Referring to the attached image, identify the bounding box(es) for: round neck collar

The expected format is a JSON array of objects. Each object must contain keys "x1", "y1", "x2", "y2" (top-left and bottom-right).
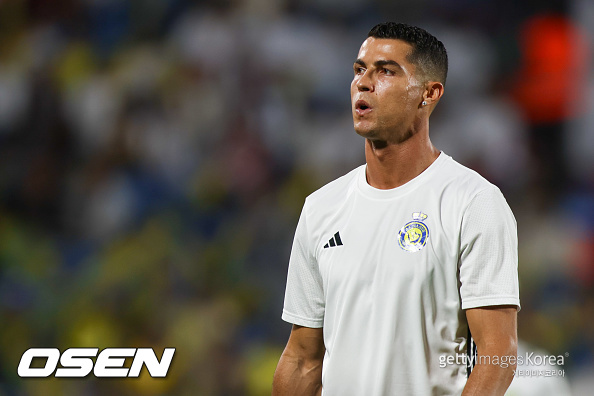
[{"x1": 357, "y1": 151, "x2": 448, "y2": 200}]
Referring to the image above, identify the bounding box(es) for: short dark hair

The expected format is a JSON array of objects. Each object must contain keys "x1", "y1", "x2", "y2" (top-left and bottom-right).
[{"x1": 368, "y1": 22, "x2": 448, "y2": 86}]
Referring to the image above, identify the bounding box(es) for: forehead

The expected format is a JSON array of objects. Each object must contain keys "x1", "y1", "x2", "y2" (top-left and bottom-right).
[{"x1": 357, "y1": 37, "x2": 414, "y2": 65}]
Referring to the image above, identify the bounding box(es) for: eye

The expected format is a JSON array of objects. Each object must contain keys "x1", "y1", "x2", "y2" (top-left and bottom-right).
[
  {"x1": 354, "y1": 66, "x2": 365, "y2": 75},
  {"x1": 381, "y1": 68, "x2": 394, "y2": 76}
]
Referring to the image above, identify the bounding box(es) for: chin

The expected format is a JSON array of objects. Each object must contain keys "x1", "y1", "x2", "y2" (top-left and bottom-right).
[
  {"x1": 353, "y1": 124, "x2": 376, "y2": 139},
  {"x1": 353, "y1": 127, "x2": 369, "y2": 138}
]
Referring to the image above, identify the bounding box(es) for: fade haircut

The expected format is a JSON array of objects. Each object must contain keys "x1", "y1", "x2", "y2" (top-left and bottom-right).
[{"x1": 368, "y1": 22, "x2": 448, "y2": 86}]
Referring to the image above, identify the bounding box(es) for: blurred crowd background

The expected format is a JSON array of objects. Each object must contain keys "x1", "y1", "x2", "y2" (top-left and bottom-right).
[{"x1": 0, "y1": 0, "x2": 593, "y2": 395}]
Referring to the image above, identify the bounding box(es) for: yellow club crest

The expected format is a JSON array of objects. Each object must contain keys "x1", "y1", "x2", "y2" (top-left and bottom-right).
[{"x1": 398, "y1": 212, "x2": 429, "y2": 252}]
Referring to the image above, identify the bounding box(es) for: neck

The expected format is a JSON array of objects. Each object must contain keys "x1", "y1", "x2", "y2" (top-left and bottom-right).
[{"x1": 364, "y1": 130, "x2": 440, "y2": 189}]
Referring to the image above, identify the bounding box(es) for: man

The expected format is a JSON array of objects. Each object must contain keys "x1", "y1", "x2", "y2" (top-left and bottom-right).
[{"x1": 273, "y1": 22, "x2": 519, "y2": 395}]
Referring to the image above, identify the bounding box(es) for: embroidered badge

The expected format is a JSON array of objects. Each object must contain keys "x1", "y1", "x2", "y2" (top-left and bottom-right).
[{"x1": 398, "y1": 212, "x2": 430, "y2": 252}]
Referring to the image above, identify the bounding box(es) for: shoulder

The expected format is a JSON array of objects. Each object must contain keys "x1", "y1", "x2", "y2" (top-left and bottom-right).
[
  {"x1": 431, "y1": 153, "x2": 514, "y2": 222},
  {"x1": 438, "y1": 154, "x2": 503, "y2": 202},
  {"x1": 302, "y1": 164, "x2": 363, "y2": 214}
]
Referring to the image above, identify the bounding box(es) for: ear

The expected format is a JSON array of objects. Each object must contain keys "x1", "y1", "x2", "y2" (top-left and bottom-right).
[{"x1": 422, "y1": 81, "x2": 444, "y2": 106}]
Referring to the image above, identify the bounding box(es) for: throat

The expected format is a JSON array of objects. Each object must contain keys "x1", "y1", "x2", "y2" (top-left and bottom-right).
[
  {"x1": 369, "y1": 139, "x2": 388, "y2": 150},
  {"x1": 364, "y1": 138, "x2": 440, "y2": 190}
]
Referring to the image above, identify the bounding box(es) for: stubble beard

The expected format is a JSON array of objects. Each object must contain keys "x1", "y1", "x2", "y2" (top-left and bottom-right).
[{"x1": 354, "y1": 119, "x2": 414, "y2": 146}]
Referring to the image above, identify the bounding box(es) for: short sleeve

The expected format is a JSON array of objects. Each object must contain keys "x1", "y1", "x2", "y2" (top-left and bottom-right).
[
  {"x1": 281, "y1": 202, "x2": 325, "y2": 327},
  {"x1": 459, "y1": 186, "x2": 520, "y2": 311}
]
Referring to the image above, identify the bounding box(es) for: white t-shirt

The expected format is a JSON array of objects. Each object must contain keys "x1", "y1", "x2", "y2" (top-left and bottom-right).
[{"x1": 282, "y1": 152, "x2": 520, "y2": 396}]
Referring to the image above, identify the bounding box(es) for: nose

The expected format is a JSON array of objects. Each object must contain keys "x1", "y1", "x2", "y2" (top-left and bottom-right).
[{"x1": 355, "y1": 70, "x2": 373, "y2": 92}]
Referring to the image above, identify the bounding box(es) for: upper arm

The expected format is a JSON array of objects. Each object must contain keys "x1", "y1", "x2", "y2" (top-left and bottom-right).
[
  {"x1": 283, "y1": 325, "x2": 325, "y2": 361},
  {"x1": 459, "y1": 186, "x2": 520, "y2": 311},
  {"x1": 282, "y1": 205, "x2": 325, "y2": 328},
  {"x1": 459, "y1": 187, "x2": 519, "y2": 352},
  {"x1": 463, "y1": 306, "x2": 517, "y2": 395},
  {"x1": 466, "y1": 305, "x2": 517, "y2": 354}
]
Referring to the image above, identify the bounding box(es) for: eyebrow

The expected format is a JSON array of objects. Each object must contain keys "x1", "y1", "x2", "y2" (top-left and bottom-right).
[{"x1": 354, "y1": 59, "x2": 404, "y2": 71}]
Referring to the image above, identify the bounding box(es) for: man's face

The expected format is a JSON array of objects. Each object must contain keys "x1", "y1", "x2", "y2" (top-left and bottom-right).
[{"x1": 350, "y1": 37, "x2": 425, "y2": 143}]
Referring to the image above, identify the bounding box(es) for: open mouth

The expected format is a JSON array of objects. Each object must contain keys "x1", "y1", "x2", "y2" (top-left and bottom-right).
[{"x1": 355, "y1": 100, "x2": 372, "y2": 115}]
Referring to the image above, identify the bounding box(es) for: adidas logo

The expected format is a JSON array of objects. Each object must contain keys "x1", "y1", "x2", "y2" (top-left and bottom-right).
[{"x1": 324, "y1": 232, "x2": 343, "y2": 248}]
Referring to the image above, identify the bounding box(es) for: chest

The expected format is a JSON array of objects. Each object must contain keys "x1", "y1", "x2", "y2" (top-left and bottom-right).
[{"x1": 313, "y1": 195, "x2": 459, "y2": 295}]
